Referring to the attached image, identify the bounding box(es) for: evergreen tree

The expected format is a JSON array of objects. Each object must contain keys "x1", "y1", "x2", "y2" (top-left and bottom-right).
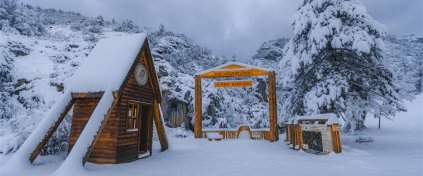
[
  {"x1": 113, "y1": 19, "x2": 139, "y2": 33},
  {"x1": 279, "y1": 0, "x2": 406, "y2": 131},
  {"x1": 95, "y1": 15, "x2": 104, "y2": 26},
  {"x1": 158, "y1": 23, "x2": 165, "y2": 35}
]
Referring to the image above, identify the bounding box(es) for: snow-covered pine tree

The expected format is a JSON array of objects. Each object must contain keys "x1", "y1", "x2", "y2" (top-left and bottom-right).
[
  {"x1": 279, "y1": 0, "x2": 406, "y2": 131},
  {"x1": 95, "y1": 15, "x2": 104, "y2": 26}
]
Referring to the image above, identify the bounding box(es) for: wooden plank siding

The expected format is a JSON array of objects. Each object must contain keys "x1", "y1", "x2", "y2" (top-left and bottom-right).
[
  {"x1": 115, "y1": 49, "x2": 155, "y2": 163},
  {"x1": 69, "y1": 97, "x2": 120, "y2": 164}
]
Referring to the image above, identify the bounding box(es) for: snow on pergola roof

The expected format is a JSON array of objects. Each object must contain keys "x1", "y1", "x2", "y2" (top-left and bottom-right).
[
  {"x1": 66, "y1": 33, "x2": 147, "y2": 93},
  {"x1": 195, "y1": 62, "x2": 272, "y2": 76}
]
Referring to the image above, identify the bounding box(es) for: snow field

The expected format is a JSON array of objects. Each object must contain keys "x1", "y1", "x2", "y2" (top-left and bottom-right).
[{"x1": 0, "y1": 95, "x2": 421, "y2": 176}]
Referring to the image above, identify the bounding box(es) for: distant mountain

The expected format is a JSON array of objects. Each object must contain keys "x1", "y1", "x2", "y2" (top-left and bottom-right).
[{"x1": 250, "y1": 38, "x2": 289, "y2": 70}]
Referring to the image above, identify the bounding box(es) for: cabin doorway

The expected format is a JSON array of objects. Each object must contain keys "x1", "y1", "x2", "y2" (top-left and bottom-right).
[{"x1": 138, "y1": 104, "x2": 152, "y2": 155}]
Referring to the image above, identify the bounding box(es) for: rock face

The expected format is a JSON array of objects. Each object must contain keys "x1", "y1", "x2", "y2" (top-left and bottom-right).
[{"x1": 160, "y1": 91, "x2": 189, "y2": 128}]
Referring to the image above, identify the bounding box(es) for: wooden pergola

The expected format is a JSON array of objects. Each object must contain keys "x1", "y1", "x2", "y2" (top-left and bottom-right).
[{"x1": 194, "y1": 62, "x2": 279, "y2": 142}]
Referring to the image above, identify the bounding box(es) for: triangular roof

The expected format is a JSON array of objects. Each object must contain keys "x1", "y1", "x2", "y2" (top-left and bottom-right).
[
  {"x1": 66, "y1": 33, "x2": 161, "y2": 101},
  {"x1": 196, "y1": 62, "x2": 272, "y2": 78}
]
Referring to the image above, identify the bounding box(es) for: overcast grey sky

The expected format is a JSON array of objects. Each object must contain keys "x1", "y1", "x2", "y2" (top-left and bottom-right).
[{"x1": 22, "y1": 0, "x2": 423, "y2": 61}]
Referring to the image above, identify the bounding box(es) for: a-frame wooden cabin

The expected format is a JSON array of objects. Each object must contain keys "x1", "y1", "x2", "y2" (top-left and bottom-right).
[{"x1": 5, "y1": 33, "x2": 168, "y2": 169}]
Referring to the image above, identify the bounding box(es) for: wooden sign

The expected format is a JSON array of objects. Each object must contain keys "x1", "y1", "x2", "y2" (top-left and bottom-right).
[
  {"x1": 200, "y1": 69, "x2": 268, "y2": 78},
  {"x1": 214, "y1": 80, "x2": 253, "y2": 88}
]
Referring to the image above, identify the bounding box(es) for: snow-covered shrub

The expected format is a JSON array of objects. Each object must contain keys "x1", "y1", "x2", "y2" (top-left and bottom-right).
[
  {"x1": 279, "y1": 0, "x2": 406, "y2": 131},
  {"x1": 87, "y1": 25, "x2": 103, "y2": 34},
  {"x1": 93, "y1": 15, "x2": 104, "y2": 26},
  {"x1": 113, "y1": 19, "x2": 140, "y2": 33},
  {"x1": 83, "y1": 33, "x2": 98, "y2": 42},
  {"x1": 0, "y1": 34, "x2": 15, "y2": 121},
  {"x1": 0, "y1": 0, "x2": 46, "y2": 36}
]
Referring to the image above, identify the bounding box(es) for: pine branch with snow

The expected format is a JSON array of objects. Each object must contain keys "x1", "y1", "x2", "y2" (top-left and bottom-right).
[{"x1": 279, "y1": 0, "x2": 406, "y2": 131}]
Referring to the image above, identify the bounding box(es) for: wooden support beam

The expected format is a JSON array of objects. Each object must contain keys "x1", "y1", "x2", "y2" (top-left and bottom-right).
[
  {"x1": 298, "y1": 125, "x2": 303, "y2": 149},
  {"x1": 331, "y1": 125, "x2": 342, "y2": 153},
  {"x1": 285, "y1": 125, "x2": 289, "y2": 141},
  {"x1": 29, "y1": 98, "x2": 76, "y2": 163},
  {"x1": 154, "y1": 101, "x2": 169, "y2": 151},
  {"x1": 194, "y1": 75, "x2": 202, "y2": 138},
  {"x1": 268, "y1": 71, "x2": 278, "y2": 142}
]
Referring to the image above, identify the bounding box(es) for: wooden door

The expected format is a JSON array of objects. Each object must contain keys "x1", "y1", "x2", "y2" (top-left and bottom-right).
[{"x1": 138, "y1": 104, "x2": 152, "y2": 154}]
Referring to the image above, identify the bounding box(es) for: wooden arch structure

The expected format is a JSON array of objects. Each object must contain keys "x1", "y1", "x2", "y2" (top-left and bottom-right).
[{"x1": 194, "y1": 62, "x2": 279, "y2": 142}]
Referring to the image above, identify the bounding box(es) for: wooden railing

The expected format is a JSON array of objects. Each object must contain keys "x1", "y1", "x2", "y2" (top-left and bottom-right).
[{"x1": 202, "y1": 125, "x2": 271, "y2": 140}]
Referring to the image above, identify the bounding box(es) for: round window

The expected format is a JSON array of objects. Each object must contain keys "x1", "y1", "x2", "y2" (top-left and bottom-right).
[{"x1": 135, "y1": 64, "x2": 148, "y2": 85}]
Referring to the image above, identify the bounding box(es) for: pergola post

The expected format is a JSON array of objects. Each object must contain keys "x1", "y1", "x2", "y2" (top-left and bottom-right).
[
  {"x1": 194, "y1": 75, "x2": 202, "y2": 138},
  {"x1": 268, "y1": 71, "x2": 278, "y2": 141}
]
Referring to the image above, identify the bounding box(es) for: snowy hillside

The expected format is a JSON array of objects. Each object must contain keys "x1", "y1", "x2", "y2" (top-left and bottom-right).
[{"x1": 0, "y1": 1, "x2": 149, "y2": 154}]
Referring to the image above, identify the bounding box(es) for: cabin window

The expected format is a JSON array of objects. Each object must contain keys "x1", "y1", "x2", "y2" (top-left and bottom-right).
[{"x1": 127, "y1": 103, "x2": 139, "y2": 130}]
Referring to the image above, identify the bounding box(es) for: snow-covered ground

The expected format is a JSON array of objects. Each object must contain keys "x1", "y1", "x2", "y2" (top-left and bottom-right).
[{"x1": 1, "y1": 96, "x2": 422, "y2": 176}]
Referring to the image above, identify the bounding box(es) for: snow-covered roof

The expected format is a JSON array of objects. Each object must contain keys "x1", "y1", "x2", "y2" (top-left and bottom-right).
[
  {"x1": 195, "y1": 62, "x2": 272, "y2": 76},
  {"x1": 288, "y1": 113, "x2": 341, "y2": 125},
  {"x1": 66, "y1": 33, "x2": 147, "y2": 93}
]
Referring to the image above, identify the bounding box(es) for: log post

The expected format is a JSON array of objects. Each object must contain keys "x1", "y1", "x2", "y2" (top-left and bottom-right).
[
  {"x1": 268, "y1": 71, "x2": 278, "y2": 142},
  {"x1": 154, "y1": 101, "x2": 169, "y2": 151},
  {"x1": 29, "y1": 98, "x2": 75, "y2": 163},
  {"x1": 194, "y1": 75, "x2": 202, "y2": 138}
]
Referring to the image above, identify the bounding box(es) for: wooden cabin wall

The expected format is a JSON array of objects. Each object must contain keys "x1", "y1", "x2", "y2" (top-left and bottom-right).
[
  {"x1": 69, "y1": 97, "x2": 120, "y2": 164},
  {"x1": 115, "y1": 49, "x2": 155, "y2": 163}
]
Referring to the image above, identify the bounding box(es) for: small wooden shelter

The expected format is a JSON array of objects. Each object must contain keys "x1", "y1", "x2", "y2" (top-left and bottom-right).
[
  {"x1": 194, "y1": 62, "x2": 279, "y2": 142},
  {"x1": 285, "y1": 113, "x2": 341, "y2": 154},
  {"x1": 6, "y1": 33, "x2": 168, "y2": 168}
]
